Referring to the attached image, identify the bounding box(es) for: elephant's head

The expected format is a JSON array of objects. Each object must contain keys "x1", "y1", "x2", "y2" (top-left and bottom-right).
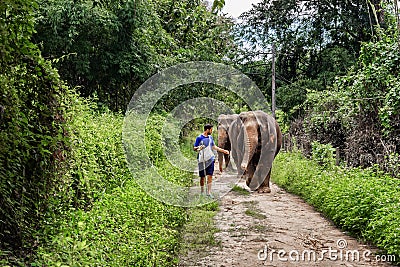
[
  {"x1": 217, "y1": 114, "x2": 238, "y2": 144},
  {"x1": 238, "y1": 111, "x2": 260, "y2": 171},
  {"x1": 217, "y1": 114, "x2": 238, "y2": 171}
]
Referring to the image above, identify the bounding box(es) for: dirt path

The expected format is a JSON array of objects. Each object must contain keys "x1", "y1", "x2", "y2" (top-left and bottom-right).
[{"x1": 179, "y1": 170, "x2": 395, "y2": 267}]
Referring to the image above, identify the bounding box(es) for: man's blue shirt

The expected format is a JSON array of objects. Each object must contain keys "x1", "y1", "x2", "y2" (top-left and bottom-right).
[{"x1": 194, "y1": 134, "x2": 215, "y2": 161}]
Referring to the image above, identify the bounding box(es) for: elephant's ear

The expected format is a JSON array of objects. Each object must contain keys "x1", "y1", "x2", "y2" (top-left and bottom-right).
[
  {"x1": 232, "y1": 114, "x2": 247, "y2": 155},
  {"x1": 232, "y1": 115, "x2": 242, "y2": 132},
  {"x1": 235, "y1": 115, "x2": 244, "y2": 143},
  {"x1": 217, "y1": 114, "x2": 223, "y2": 129},
  {"x1": 238, "y1": 111, "x2": 248, "y2": 123},
  {"x1": 255, "y1": 111, "x2": 278, "y2": 151}
]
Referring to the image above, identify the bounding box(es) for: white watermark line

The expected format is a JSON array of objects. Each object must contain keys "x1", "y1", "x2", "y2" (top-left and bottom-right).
[{"x1": 257, "y1": 239, "x2": 396, "y2": 263}]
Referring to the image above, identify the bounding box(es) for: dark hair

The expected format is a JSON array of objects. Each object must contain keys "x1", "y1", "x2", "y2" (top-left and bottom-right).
[{"x1": 204, "y1": 124, "x2": 213, "y2": 131}]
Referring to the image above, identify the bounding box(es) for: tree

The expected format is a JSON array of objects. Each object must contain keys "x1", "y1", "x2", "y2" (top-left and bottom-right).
[
  {"x1": 0, "y1": 0, "x2": 68, "y2": 255},
  {"x1": 234, "y1": 0, "x2": 384, "y2": 119},
  {"x1": 33, "y1": 0, "x2": 234, "y2": 111}
]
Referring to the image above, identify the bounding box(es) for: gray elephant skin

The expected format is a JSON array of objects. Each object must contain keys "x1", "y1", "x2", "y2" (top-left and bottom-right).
[
  {"x1": 228, "y1": 110, "x2": 282, "y2": 193},
  {"x1": 217, "y1": 114, "x2": 239, "y2": 172}
]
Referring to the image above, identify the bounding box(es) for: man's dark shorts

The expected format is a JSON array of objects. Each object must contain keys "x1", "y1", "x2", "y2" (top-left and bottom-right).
[{"x1": 198, "y1": 159, "x2": 214, "y2": 177}]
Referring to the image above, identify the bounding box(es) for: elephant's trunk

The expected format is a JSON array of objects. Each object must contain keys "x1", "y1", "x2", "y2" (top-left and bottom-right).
[
  {"x1": 218, "y1": 151, "x2": 224, "y2": 172},
  {"x1": 240, "y1": 125, "x2": 258, "y2": 170}
]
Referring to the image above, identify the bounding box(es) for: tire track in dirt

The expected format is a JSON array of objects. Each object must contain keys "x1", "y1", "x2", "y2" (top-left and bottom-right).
[{"x1": 179, "y1": 171, "x2": 395, "y2": 267}]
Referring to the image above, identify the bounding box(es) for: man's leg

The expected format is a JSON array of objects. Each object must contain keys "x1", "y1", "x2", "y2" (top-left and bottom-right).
[
  {"x1": 200, "y1": 176, "x2": 205, "y2": 194},
  {"x1": 199, "y1": 163, "x2": 206, "y2": 194},
  {"x1": 206, "y1": 175, "x2": 212, "y2": 195},
  {"x1": 206, "y1": 160, "x2": 215, "y2": 196}
]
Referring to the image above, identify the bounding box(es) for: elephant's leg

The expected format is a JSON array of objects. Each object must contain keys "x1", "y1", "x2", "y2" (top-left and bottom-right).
[{"x1": 257, "y1": 168, "x2": 272, "y2": 193}]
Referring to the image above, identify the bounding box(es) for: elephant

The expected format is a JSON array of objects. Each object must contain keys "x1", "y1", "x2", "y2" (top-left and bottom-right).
[
  {"x1": 228, "y1": 110, "x2": 282, "y2": 193},
  {"x1": 217, "y1": 114, "x2": 239, "y2": 172}
]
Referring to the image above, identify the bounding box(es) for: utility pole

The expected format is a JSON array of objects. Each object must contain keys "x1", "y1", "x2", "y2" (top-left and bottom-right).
[{"x1": 271, "y1": 43, "x2": 276, "y2": 119}]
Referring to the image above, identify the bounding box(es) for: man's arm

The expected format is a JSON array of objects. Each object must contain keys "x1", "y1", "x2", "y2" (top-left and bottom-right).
[
  {"x1": 212, "y1": 145, "x2": 229, "y2": 154},
  {"x1": 193, "y1": 136, "x2": 203, "y2": 151},
  {"x1": 194, "y1": 145, "x2": 205, "y2": 151},
  {"x1": 210, "y1": 136, "x2": 229, "y2": 154}
]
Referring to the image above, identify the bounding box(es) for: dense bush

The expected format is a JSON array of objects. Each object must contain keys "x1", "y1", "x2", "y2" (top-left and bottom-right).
[
  {"x1": 0, "y1": 0, "x2": 68, "y2": 257},
  {"x1": 60, "y1": 99, "x2": 129, "y2": 209},
  {"x1": 286, "y1": 2, "x2": 400, "y2": 170},
  {"x1": 273, "y1": 152, "x2": 400, "y2": 263},
  {"x1": 31, "y1": 109, "x2": 190, "y2": 266},
  {"x1": 294, "y1": 29, "x2": 400, "y2": 172},
  {"x1": 311, "y1": 141, "x2": 336, "y2": 168},
  {"x1": 35, "y1": 179, "x2": 187, "y2": 266}
]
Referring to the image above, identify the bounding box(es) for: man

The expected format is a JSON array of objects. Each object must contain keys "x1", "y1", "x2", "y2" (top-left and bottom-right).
[{"x1": 194, "y1": 124, "x2": 229, "y2": 198}]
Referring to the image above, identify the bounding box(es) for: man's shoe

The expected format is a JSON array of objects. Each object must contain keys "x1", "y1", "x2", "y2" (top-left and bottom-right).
[{"x1": 206, "y1": 194, "x2": 214, "y2": 199}]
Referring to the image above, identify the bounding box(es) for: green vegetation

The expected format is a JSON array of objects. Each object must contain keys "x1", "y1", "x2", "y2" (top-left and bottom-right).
[
  {"x1": 35, "y1": 179, "x2": 187, "y2": 266},
  {"x1": 32, "y1": 110, "x2": 189, "y2": 266},
  {"x1": 0, "y1": 0, "x2": 68, "y2": 259},
  {"x1": 272, "y1": 152, "x2": 400, "y2": 262},
  {"x1": 244, "y1": 209, "x2": 267, "y2": 220},
  {"x1": 231, "y1": 185, "x2": 251, "y2": 195},
  {"x1": 2, "y1": 0, "x2": 400, "y2": 265},
  {"x1": 33, "y1": 0, "x2": 234, "y2": 111},
  {"x1": 235, "y1": 0, "x2": 380, "y2": 119},
  {"x1": 301, "y1": 32, "x2": 400, "y2": 172},
  {"x1": 1, "y1": 0, "x2": 228, "y2": 264},
  {"x1": 179, "y1": 204, "x2": 220, "y2": 262},
  {"x1": 243, "y1": 201, "x2": 266, "y2": 220},
  {"x1": 236, "y1": 1, "x2": 400, "y2": 174},
  {"x1": 311, "y1": 141, "x2": 336, "y2": 169}
]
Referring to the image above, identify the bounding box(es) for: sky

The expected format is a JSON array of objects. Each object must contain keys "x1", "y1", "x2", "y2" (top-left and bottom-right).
[{"x1": 221, "y1": 0, "x2": 261, "y2": 19}]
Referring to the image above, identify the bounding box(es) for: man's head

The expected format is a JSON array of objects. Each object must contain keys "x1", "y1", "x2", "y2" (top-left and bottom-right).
[{"x1": 204, "y1": 124, "x2": 213, "y2": 134}]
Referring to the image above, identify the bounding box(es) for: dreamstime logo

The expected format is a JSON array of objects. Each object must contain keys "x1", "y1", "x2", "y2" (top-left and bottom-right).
[
  {"x1": 122, "y1": 61, "x2": 274, "y2": 207},
  {"x1": 337, "y1": 238, "x2": 348, "y2": 249},
  {"x1": 257, "y1": 239, "x2": 396, "y2": 263}
]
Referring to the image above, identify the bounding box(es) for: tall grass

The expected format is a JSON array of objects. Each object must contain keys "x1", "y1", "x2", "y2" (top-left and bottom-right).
[
  {"x1": 31, "y1": 101, "x2": 190, "y2": 266},
  {"x1": 272, "y1": 152, "x2": 400, "y2": 263}
]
